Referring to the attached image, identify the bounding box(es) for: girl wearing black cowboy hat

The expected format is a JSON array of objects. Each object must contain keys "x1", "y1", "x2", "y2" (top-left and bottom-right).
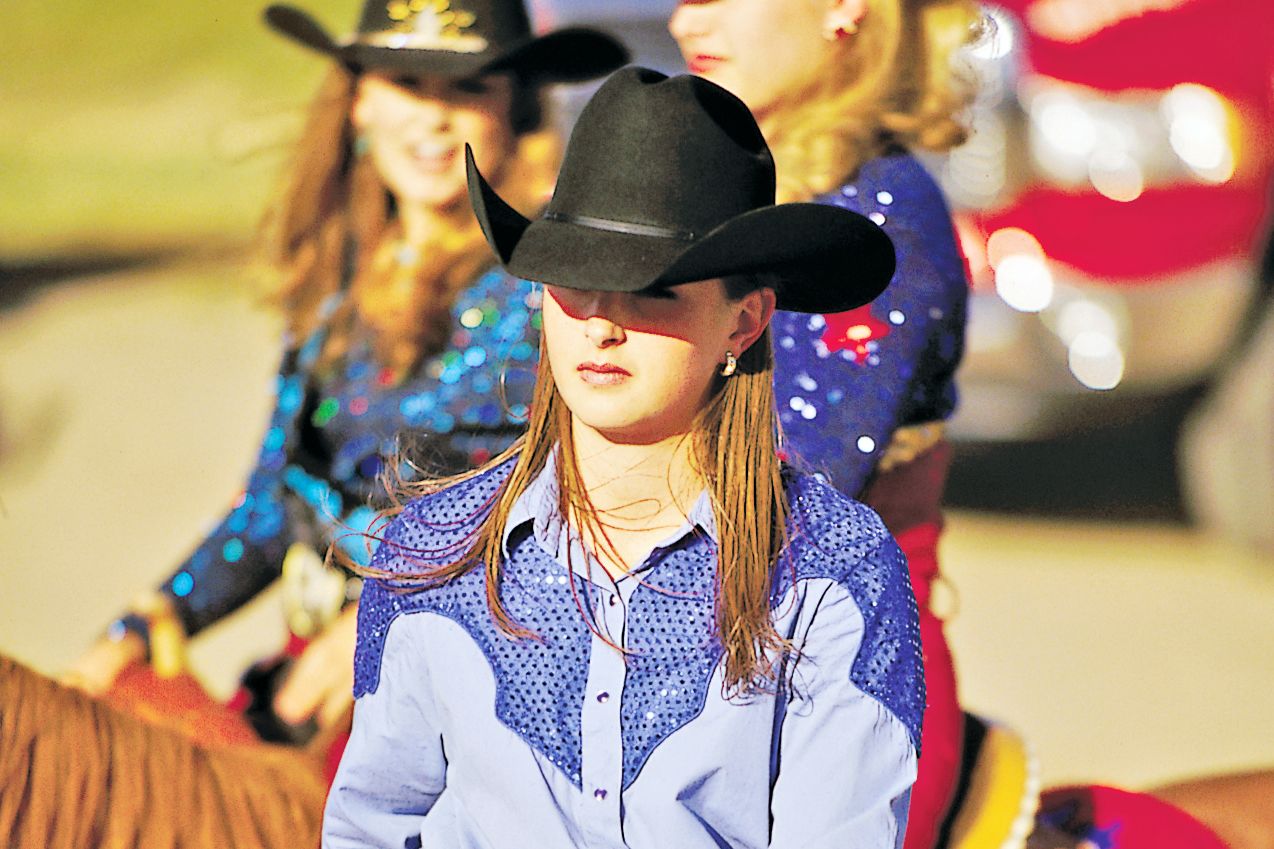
[
  {"x1": 327, "y1": 66, "x2": 919, "y2": 849},
  {"x1": 46, "y1": 2, "x2": 624, "y2": 845}
]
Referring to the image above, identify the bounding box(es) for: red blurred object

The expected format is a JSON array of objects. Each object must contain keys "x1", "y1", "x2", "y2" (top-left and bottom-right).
[
  {"x1": 325, "y1": 729, "x2": 351, "y2": 785},
  {"x1": 977, "y1": 184, "x2": 1266, "y2": 280},
  {"x1": 104, "y1": 662, "x2": 259, "y2": 747},
  {"x1": 1037, "y1": 784, "x2": 1228, "y2": 848},
  {"x1": 105, "y1": 639, "x2": 353, "y2": 788},
  {"x1": 975, "y1": 0, "x2": 1274, "y2": 284},
  {"x1": 862, "y1": 443, "x2": 963, "y2": 849},
  {"x1": 1004, "y1": 0, "x2": 1273, "y2": 97},
  {"x1": 821, "y1": 303, "x2": 893, "y2": 359}
]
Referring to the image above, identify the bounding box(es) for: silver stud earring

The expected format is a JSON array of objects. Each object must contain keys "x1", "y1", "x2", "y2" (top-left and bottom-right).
[{"x1": 720, "y1": 351, "x2": 738, "y2": 377}]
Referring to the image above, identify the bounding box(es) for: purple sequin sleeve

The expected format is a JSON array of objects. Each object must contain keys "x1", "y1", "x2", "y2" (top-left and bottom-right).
[
  {"x1": 773, "y1": 152, "x2": 968, "y2": 497},
  {"x1": 156, "y1": 270, "x2": 539, "y2": 637},
  {"x1": 159, "y1": 353, "x2": 302, "y2": 636}
]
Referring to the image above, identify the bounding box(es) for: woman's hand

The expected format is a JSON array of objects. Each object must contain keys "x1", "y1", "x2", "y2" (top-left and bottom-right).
[
  {"x1": 61, "y1": 592, "x2": 180, "y2": 694},
  {"x1": 273, "y1": 604, "x2": 358, "y2": 728},
  {"x1": 61, "y1": 631, "x2": 146, "y2": 695}
]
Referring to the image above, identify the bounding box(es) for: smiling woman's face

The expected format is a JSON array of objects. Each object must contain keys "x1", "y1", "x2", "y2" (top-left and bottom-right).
[
  {"x1": 541, "y1": 281, "x2": 773, "y2": 445},
  {"x1": 352, "y1": 72, "x2": 516, "y2": 213}
]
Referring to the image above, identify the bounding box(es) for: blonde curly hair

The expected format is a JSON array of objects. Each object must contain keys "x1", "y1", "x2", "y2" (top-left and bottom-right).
[{"x1": 762, "y1": 0, "x2": 984, "y2": 201}]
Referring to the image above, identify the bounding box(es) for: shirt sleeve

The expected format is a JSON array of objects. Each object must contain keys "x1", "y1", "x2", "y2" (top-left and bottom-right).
[
  {"x1": 324, "y1": 611, "x2": 447, "y2": 849},
  {"x1": 158, "y1": 354, "x2": 305, "y2": 636},
  {"x1": 773, "y1": 158, "x2": 968, "y2": 498},
  {"x1": 769, "y1": 577, "x2": 920, "y2": 849}
]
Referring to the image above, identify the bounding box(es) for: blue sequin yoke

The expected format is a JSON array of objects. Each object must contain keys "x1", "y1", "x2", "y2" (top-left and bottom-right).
[{"x1": 355, "y1": 459, "x2": 924, "y2": 791}]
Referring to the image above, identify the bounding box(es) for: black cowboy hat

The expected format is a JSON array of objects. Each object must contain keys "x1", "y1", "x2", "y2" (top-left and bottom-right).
[
  {"x1": 466, "y1": 66, "x2": 896, "y2": 314},
  {"x1": 264, "y1": 0, "x2": 627, "y2": 82}
]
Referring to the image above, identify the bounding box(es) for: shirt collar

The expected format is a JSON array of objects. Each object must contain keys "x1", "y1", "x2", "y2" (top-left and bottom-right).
[
  {"x1": 501, "y1": 449, "x2": 566, "y2": 559},
  {"x1": 501, "y1": 447, "x2": 718, "y2": 563}
]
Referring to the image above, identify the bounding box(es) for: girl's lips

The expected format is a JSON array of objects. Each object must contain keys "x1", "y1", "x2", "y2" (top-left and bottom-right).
[
  {"x1": 577, "y1": 362, "x2": 632, "y2": 386},
  {"x1": 687, "y1": 54, "x2": 725, "y2": 74},
  {"x1": 409, "y1": 144, "x2": 457, "y2": 174}
]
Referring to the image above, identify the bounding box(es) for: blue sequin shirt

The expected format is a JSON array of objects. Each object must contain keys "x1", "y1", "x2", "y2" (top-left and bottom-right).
[
  {"x1": 159, "y1": 268, "x2": 541, "y2": 635},
  {"x1": 324, "y1": 454, "x2": 924, "y2": 849}
]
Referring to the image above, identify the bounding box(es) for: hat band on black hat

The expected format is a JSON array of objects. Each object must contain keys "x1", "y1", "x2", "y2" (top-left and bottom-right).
[
  {"x1": 543, "y1": 212, "x2": 697, "y2": 242},
  {"x1": 263, "y1": 3, "x2": 627, "y2": 82}
]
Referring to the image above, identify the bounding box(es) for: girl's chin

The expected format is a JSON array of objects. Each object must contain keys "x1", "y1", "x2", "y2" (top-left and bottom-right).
[
  {"x1": 574, "y1": 415, "x2": 692, "y2": 447},
  {"x1": 391, "y1": 184, "x2": 467, "y2": 214},
  {"x1": 576, "y1": 415, "x2": 642, "y2": 438}
]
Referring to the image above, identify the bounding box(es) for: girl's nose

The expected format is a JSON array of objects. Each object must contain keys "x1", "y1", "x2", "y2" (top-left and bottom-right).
[
  {"x1": 411, "y1": 94, "x2": 451, "y2": 132},
  {"x1": 668, "y1": 2, "x2": 712, "y2": 41},
  {"x1": 583, "y1": 313, "x2": 625, "y2": 348}
]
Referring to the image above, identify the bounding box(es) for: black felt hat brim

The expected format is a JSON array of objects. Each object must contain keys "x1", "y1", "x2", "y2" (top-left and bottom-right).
[
  {"x1": 265, "y1": 5, "x2": 627, "y2": 83},
  {"x1": 467, "y1": 147, "x2": 896, "y2": 314}
]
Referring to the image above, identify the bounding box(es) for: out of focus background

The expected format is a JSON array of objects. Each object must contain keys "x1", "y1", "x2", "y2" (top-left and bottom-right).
[{"x1": 2, "y1": 0, "x2": 1272, "y2": 792}]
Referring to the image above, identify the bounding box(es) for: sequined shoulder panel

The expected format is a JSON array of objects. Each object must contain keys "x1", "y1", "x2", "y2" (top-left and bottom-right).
[
  {"x1": 780, "y1": 474, "x2": 925, "y2": 750},
  {"x1": 619, "y1": 473, "x2": 923, "y2": 789},
  {"x1": 353, "y1": 460, "x2": 594, "y2": 789},
  {"x1": 354, "y1": 460, "x2": 514, "y2": 696}
]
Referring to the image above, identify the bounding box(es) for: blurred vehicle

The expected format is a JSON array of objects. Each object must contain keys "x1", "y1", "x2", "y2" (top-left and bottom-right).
[{"x1": 933, "y1": 0, "x2": 1272, "y2": 445}]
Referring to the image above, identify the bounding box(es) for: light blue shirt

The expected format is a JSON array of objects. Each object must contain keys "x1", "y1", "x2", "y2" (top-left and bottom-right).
[{"x1": 324, "y1": 455, "x2": 923, "y2": 848}]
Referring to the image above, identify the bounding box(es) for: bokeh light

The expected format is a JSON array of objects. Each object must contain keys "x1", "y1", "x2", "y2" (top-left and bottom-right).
[
  {"x1": 1067, "y1": 331, "x2": 1126, "y2": 390},
  {"x1": 1088, "y1": 148, "x2": 1146, "y2": 202},
  {"x1": 1163, "y1": 83, "x2": 1236, "y2": 183},
  {"x1": 995, "y1": 254, "x2": 1055, "y2": 313}
]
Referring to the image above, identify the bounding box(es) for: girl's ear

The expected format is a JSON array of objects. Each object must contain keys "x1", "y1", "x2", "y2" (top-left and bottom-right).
[
  {"x1": 729, "y1": 287, "x2": 777, "y2": 355},
  {"x1": 823, "y1": 0, "x2": 868, "y2": 36}
]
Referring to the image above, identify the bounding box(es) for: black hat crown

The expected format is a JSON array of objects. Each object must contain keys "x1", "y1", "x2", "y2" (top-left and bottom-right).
[
  {"x1": 467, "y1": 67, "x2": 896, "y2": 314},
  {"x1": 265, "y1": 0, "x2": 627, "y2": 82},
  {"x1": 545, "y1": 67, "x2": 776, "y2": 242}
]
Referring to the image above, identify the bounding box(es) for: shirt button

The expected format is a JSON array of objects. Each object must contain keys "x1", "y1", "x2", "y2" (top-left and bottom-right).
[
  {"x1": 607, "y1": 594, "x2": 618, "y2": 607},
  {"x1": 594, "y1": 788, "x2": 608, "y2": 801},
  {"x1": 596, "y1": 691, "x2": 609, "y2": 704}
]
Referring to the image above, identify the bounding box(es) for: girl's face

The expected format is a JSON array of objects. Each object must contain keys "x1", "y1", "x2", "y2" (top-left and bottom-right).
[
  {"x1": 353, "y1": 72, "x2": 516, "y2": 213},
  {"x1": 542, "y1": 281, "x2": 774, "y2": 445},
  {"x1": 669, "y1": 0, "x2": 861, "y2": 116}
]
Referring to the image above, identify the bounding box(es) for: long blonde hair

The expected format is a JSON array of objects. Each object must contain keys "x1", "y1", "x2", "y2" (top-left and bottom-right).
[
  {"x1": 367, "y1": 281, "x2": 792, "y2": 695},
  {"x1": 763, "y1": 0, "x2": 983, "y2": 201},
  {"x1": 259, "y1": 66, "x2": 559, "y2": 375}
]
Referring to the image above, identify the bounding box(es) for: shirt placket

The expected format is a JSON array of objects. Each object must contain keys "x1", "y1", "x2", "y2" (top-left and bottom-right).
[
  {"x1": 520, "y1": 476, "x2": 712, "y2": 847},
  {"x1": 576, "y1": 567, "x2": 628, "y2": 848}
]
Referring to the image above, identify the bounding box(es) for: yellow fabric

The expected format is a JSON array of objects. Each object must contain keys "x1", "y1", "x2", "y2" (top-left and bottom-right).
[{"x1": 947, "y1": 720, "x2": 1039, "y2": 849}]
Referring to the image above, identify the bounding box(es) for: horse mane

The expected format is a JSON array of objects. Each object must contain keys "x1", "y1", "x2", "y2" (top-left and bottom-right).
[{"x1": 0, "y1": 655, "x2": 327, "y2": 849}]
